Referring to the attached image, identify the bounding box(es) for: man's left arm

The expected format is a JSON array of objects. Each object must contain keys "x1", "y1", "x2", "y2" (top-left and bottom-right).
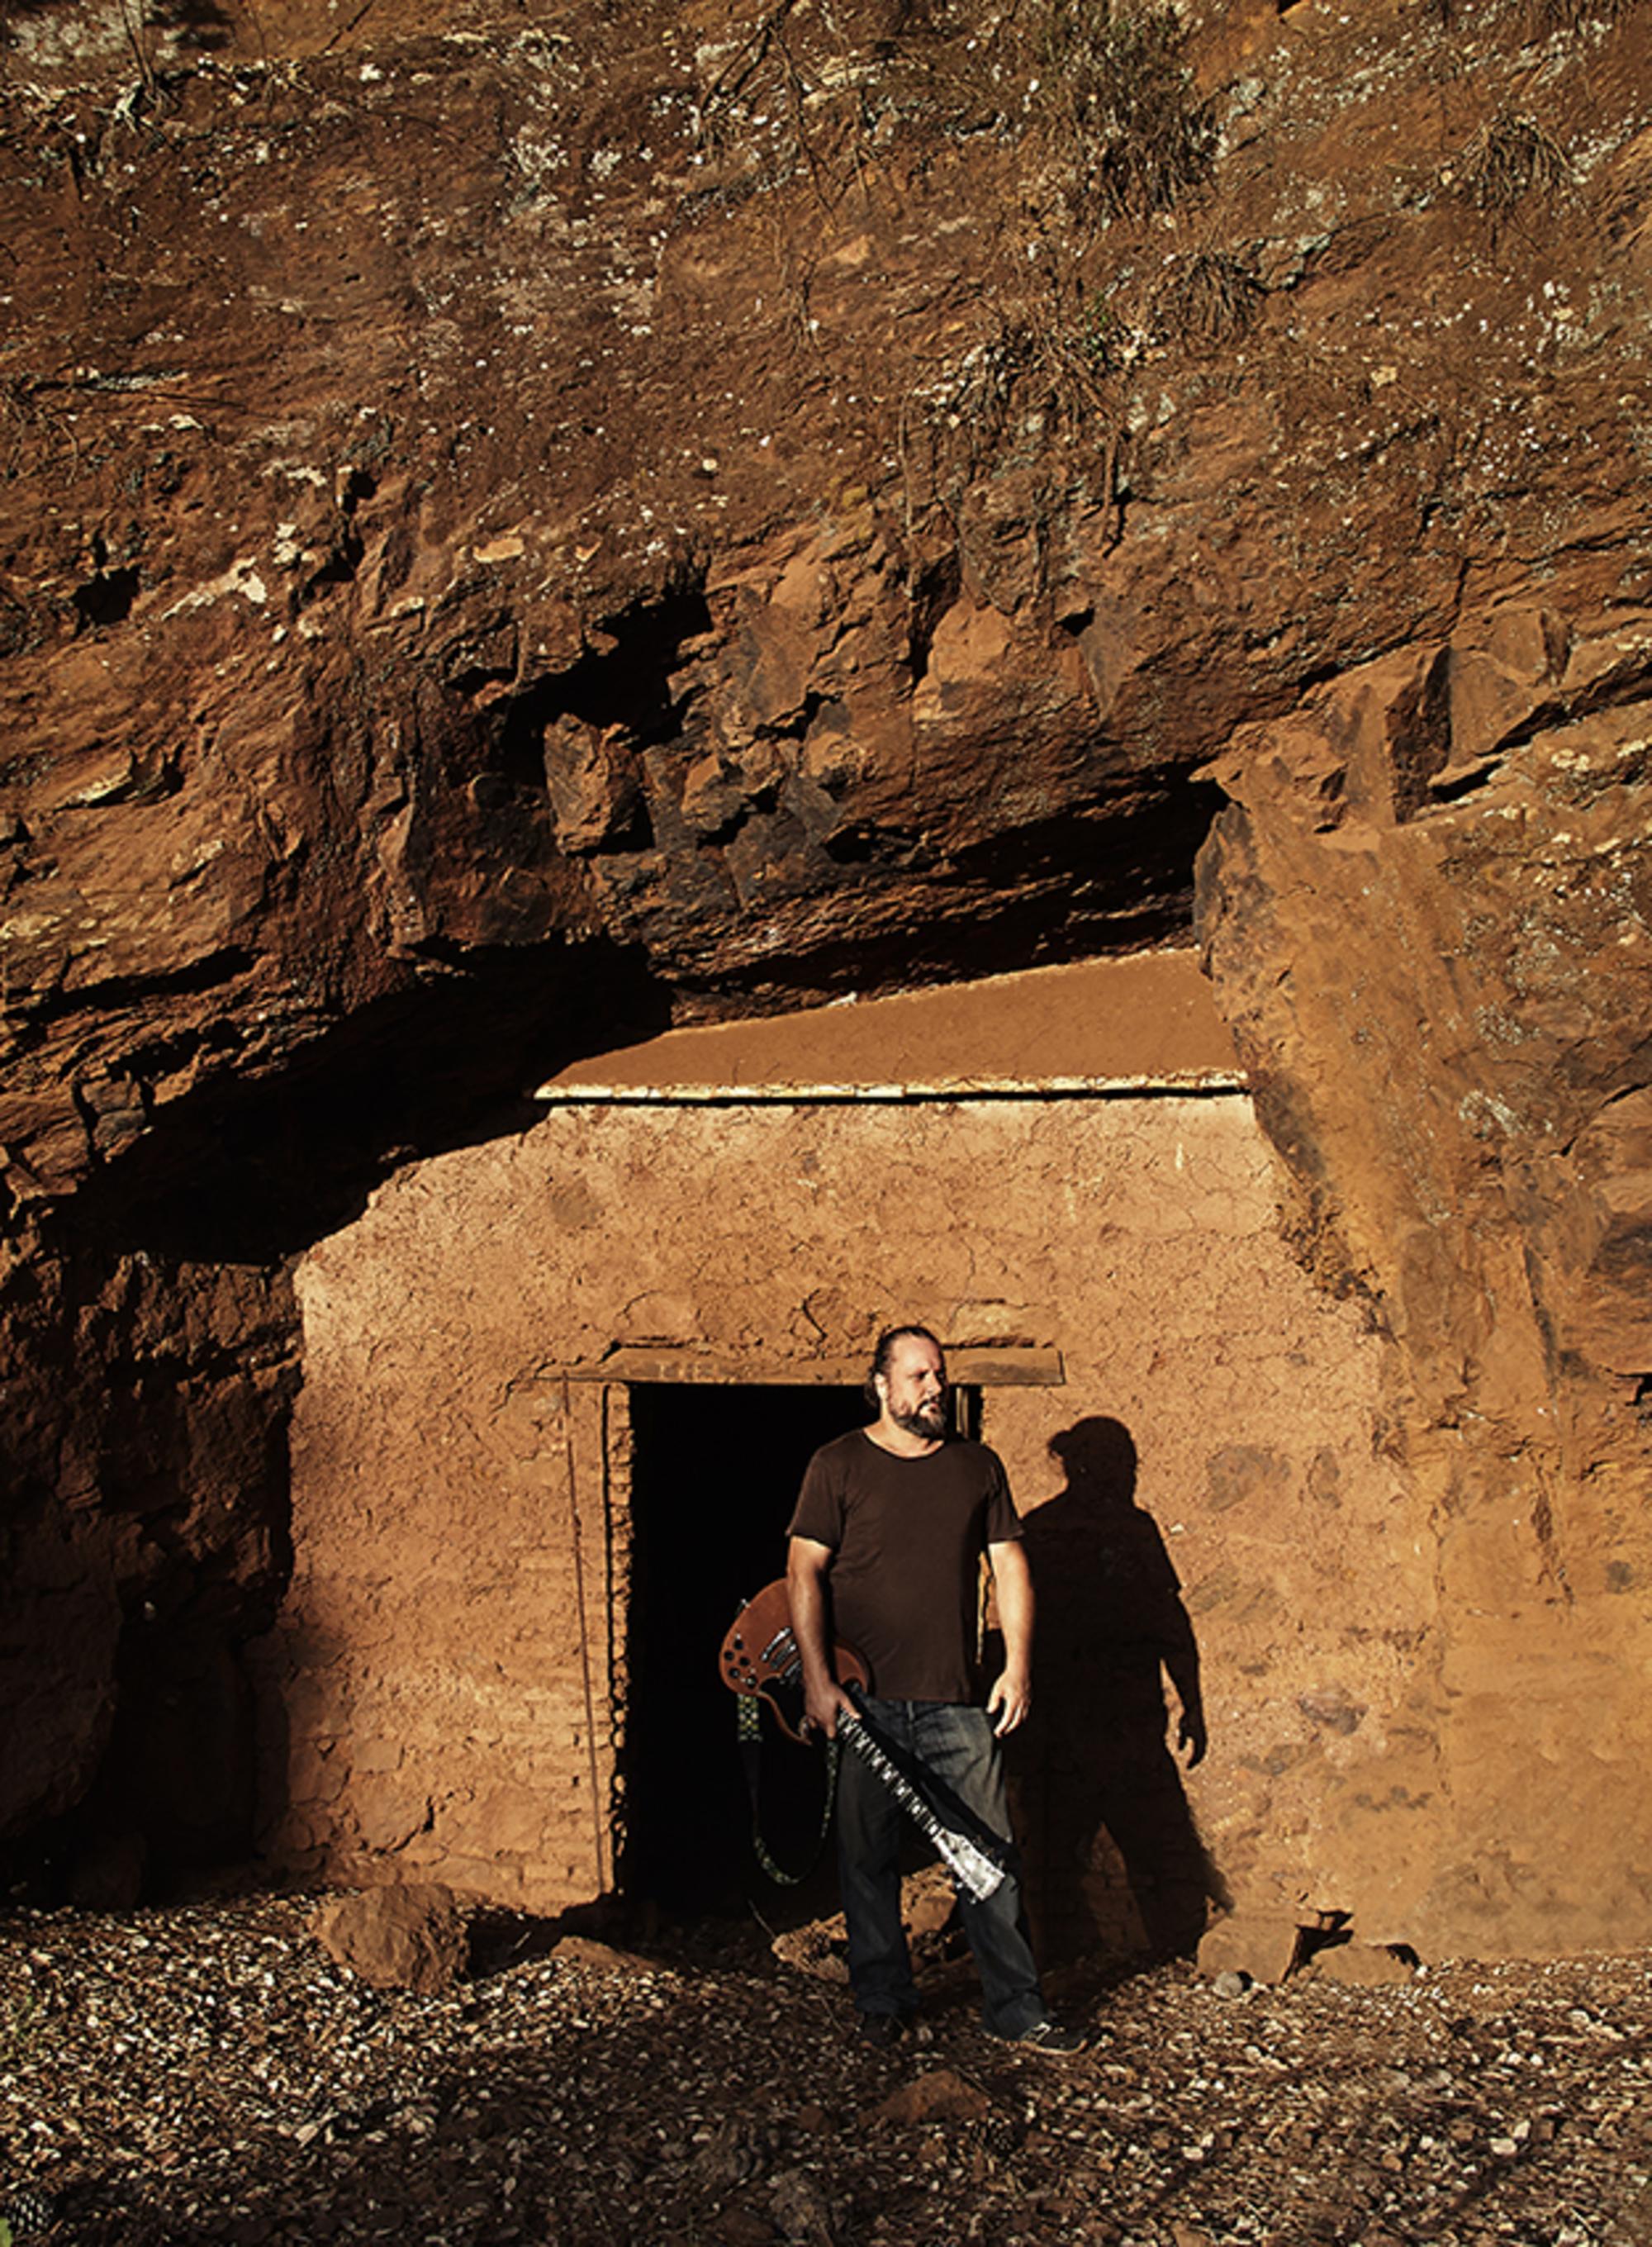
[{"x1": 985, "y1": 1537, "x2": 1034, "y2": 1737}]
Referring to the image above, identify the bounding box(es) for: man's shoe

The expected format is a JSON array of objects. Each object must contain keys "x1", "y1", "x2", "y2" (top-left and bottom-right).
[
  {"x1": 1005, "y1": 2017, "x2": 1087, "y2": 2055},
  {"x1": 854, "y1": 2011, "x2": 908, "y2": 2050}
]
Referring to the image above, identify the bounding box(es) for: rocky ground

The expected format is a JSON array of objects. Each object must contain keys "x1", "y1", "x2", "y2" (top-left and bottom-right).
[{"x1": 2, "y1": 1894, "x2": 1650, "y2": 2246}]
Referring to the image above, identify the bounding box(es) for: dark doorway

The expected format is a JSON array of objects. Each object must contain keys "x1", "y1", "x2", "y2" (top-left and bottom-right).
[{"x1": 622, "y1": 1383, "x2": 869, "y2": 1919}]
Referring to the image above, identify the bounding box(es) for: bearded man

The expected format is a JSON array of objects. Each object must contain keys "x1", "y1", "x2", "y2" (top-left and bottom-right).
[{"x1": 786, "y1": 1323, "x2": 1083, "y2": 2052}]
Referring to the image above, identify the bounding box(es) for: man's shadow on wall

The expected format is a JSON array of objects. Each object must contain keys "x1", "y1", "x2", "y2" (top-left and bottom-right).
[{"x1": 1014, "y1": 1417, "x2": 1228, "y2": 1962}]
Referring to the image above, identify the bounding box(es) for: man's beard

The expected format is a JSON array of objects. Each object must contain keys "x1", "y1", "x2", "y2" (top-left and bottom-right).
[{"x1": 893, "y1": 1398, "x2": 947, "y2": 1437}]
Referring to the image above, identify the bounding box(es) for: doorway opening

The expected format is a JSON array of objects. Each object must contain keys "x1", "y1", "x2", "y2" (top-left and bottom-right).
[{"x1": 621, "y1": 1382, "x2": 867, "y2": 1920}]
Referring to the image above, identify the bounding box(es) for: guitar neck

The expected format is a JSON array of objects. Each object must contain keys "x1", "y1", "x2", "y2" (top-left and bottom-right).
[
  {"x1": 718, "y1": 1580, "x2": 1008, "y2": 1907},
  {"x1": 838, "y1": 1713, "x2": 1006, "y2": 1903}
]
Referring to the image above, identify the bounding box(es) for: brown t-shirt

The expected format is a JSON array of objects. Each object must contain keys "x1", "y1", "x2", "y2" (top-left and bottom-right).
[{"x1": 786, "y1": 1430, "x2": 1023, "y2": 1703}]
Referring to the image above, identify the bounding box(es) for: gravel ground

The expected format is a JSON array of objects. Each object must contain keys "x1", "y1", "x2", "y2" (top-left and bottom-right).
[{"x1": 2, "y1": 1894, "x2": 1650, "y2": 2246}]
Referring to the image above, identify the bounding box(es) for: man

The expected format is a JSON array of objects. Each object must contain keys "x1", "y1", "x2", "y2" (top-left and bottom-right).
[{"x1": 786, "y1": 1324, "x2": 1084, "y2": 2052}]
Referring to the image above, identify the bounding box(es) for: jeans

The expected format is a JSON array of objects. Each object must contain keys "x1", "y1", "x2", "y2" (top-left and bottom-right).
[{"x1": 835, "y1": 1696, "x2": 1047, "y2": 2037}]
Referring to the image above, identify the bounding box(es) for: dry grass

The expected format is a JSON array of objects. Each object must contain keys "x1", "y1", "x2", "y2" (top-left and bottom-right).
[
  {"x1": 1457, "y1": 110, "x2": 1571, "y2": 219},
  {"x1": 1152, "y1": 248, "x2": 1265, "y2": 352},
  {"x1": 1532, "y1": 0, "x2": 1638, "y2": 30},
  {"x1": 901, "y1": 301, "x2": 1110, "y2": 477},
  {"x1": 1039, "y1": 0, "x2": 1218, "y2": 221},
  {"x1": 895, "y1": 285, "x2": 1131, "y2": 553},
  {"x1": 1423, "y1": 0, "x2": 1635, "y2": 40}
]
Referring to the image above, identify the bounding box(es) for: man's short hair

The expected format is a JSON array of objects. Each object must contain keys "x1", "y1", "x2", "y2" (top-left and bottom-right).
[{"x1": 864, "y1": 1323, "x2": 944, "y2": 1409}]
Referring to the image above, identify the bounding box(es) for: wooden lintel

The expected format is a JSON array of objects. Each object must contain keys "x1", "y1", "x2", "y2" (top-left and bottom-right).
[
  {"x1": 947, "y1": 1348, "x2": 1066, "y2": 1387},
  {"x1": 534, "y1": 1345, "x2": 1066, "y2": 1388}
]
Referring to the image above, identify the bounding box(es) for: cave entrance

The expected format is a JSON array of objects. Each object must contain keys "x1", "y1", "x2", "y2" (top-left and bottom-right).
[{"x1": 620, "y1": 1379, "x2": 980, "y2": 1922}]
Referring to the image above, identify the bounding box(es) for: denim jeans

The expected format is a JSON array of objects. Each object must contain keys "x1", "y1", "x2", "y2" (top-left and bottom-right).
[{"x1": 836, "y1": 1696, "x2": 1047, "y2": 2037}]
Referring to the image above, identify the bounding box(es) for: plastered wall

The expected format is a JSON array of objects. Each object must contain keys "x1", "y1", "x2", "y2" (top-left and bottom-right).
[{"x1": 254, "y1": 1090, "x2": 1429, "y2": 1954}]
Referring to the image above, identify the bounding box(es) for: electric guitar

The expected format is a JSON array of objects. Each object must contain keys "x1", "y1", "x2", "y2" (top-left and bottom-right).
[{"x1": 718, "y1": 1579, "x2": 1010, "y2": 1903}]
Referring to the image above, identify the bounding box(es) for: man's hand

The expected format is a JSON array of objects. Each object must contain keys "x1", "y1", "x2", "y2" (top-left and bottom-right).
[
  {"x1": 1177, "y1": 1708, "x2": 1208, "y2": 1768},
  {"x1": 802, "y1": 1676, "x2": 858, "y2": 1740},
  {"x1": 985, "y1": 1540, "x2": 1035, "y2": 1738},
  {"x1": 986, "y1": 1667, "x2": 1032, "y2": 1737}
]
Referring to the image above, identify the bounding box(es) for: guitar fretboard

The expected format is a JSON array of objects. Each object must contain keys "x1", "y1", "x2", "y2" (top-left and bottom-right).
[
  {"x1": 724, "y1": 1602, "x2": 1008, "y2": 1903},
  {"x1": 838, "y1": 1713, "x2": 1006, "y2": 1902}
]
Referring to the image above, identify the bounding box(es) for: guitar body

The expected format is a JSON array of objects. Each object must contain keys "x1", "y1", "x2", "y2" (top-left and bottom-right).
[
  {"x1": 719, "y1": 1578, "x2": 1010, "y2": 1901},
  {"x1": 718, "y1": 1578, "x2": 870, "y2": 1745}
]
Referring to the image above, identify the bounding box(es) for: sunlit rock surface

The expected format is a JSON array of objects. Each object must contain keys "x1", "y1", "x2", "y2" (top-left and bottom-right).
[{"x1": 2, "y1": 0, "x2": 1650, "y2": 1948}]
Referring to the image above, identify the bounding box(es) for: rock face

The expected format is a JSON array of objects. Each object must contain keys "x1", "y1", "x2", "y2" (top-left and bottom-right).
[
  {"x1": 1198, "y1": 617, "x2": 1652, "y2": 1945},
  {"x1": 0, "y1": 1236, "x2": 297, "y2": 1888},
  {"x1": 2, "y1": 0, "x2": 1650, "y2": 1946}
]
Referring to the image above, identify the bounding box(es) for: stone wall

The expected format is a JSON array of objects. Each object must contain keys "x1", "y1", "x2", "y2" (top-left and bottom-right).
[
  {"x1": 251, "y1": 1367, "x2": 620, "y2": 1908},
  {"x1": 255, "y1": 1088, "x2": 1412, "y2": 1955}
]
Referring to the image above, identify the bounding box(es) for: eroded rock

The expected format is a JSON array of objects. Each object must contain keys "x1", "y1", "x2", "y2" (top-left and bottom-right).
[
  {"x1": 1310, "y1": 1943, "x2": 1421, "y2": 1989},
  {"x1": 1196, "y1": 1914, "x2": 1307, "y2": 1988},
  {"x1": 309, "y1": 1883, "x2": 466, "y2": 1993}
]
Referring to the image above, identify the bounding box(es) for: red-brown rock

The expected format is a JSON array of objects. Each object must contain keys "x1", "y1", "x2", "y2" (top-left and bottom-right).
[
  {"x1": 1310, "y1": 1943, "x2": 1420, "y2": 1989},
  {"x1": 552, "y1": 1935, "x2": 664, "y2": 1979},
  {"x1": 875, "y1": 2069, "x2": 991, "y2": 2126},
  {"x1": 1196, "y1": 1914, "x2": 1307, "y2": 1988},
  {"x1": 310, "y1": 1884, "x2": 466, "y2": 1993}
]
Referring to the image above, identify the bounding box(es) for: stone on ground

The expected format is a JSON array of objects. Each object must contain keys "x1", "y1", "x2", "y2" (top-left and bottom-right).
[
  {"x1": 310, "y1": 1883, "x2": 466, "y2": 1993},
  {"x1": 1311, "y1": 1941, "x2": 1421, "y2": 1988},
  {"x1": 1196, "y1": 1912, "x2": 1307, "y2": 1984},
  {"x1": 551, "y1": 1933, "x2": 662, "y2": 1977},
  {"x1": 875, "y1": 2067, "x2": 991, "y2": 2125}
]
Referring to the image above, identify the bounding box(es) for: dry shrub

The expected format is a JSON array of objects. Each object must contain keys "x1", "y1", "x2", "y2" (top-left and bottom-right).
[
  {"x1": 1039, "y1": 1, "x2": 1218, "y2": 221},
  {"x1": 1532, "y1": 0, "x2": 1637, "y2": 30},
  {"x1": 1152, "y1": 249, "x2": 1263, "y2": 352},
  {"x1": 1458, "y1": 111, "x2": 1570, "y2": 217},
  {"x1": 909, "y1": 301, "x2": 1113, "y2": 459}
]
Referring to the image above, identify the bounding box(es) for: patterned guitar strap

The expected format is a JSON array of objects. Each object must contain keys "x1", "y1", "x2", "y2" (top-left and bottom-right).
[{"x1": 735, "y1": 1693, "x2": 841, "y2": 1885}]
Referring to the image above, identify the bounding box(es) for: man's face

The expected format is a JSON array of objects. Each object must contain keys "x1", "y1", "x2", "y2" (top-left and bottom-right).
[{"x1": 880, "y1": 1335, "x2": 948, "y2": 1438}]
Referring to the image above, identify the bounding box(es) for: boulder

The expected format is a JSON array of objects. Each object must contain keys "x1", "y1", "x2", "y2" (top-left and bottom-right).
[
  {"x1": 771, "y1": 1925, "x2": 852, "y2": 1983},
  {"x1": 1310, "y1": 1942, "x2": 1420, "y2": 1988},
  {"x1": 310, "y1": 1883, "x2": 466, "y2": 1994},
  {"x1": 1196, "y1": 1913, "x2": 1306, "y2": 1986}
]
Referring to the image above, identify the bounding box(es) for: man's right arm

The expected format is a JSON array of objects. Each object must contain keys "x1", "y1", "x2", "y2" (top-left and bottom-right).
[{"x1": 787, "y1": 1535, "x2": 857, "y2": 1738}]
